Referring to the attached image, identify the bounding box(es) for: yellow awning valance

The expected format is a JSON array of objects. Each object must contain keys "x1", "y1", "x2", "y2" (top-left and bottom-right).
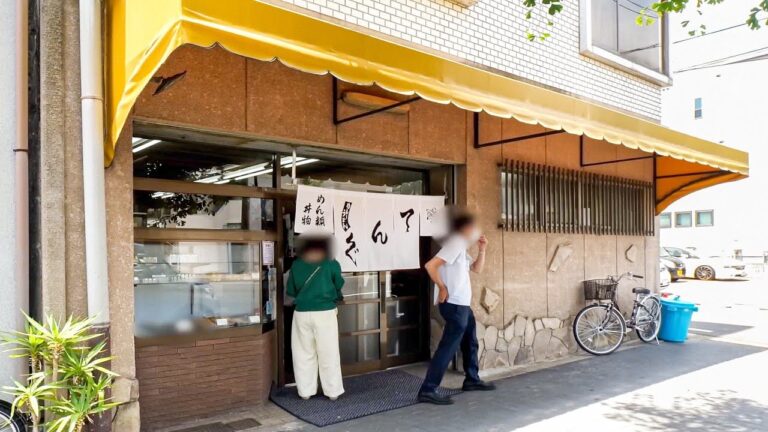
[{"x1": 107, "y1": 0, "x2": 748, "y2": 212}]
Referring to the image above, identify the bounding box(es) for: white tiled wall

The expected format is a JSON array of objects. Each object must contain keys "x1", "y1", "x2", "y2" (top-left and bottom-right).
[{"x1": 275, "y1": 0, "x2": 662, "y2": 120}]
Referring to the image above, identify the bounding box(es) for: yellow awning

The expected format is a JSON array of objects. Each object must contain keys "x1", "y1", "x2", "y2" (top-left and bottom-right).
[{"x1": 107, "y1": 0, "x2": 748, "y2": 213}]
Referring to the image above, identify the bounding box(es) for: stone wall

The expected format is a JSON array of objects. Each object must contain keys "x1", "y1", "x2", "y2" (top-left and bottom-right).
[{"x1": 430, "y1": 314, "x2": 577, "y2": 371}]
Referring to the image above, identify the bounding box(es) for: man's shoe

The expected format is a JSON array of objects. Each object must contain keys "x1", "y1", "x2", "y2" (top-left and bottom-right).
[
  {"x1": 462, "y1": 379, "x2": 496, "y2": 391},
  {"x1": 418, "y1": 391, "x2": 454, "y2": 405}
]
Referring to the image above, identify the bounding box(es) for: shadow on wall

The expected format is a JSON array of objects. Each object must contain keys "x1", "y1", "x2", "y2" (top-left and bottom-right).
[{"x1": 605, "y1": 390, "x2": 767, "y2": 432}]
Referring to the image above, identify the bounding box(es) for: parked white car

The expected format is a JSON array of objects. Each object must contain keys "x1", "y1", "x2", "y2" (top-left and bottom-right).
[{"x1": 663, "y1": 247, "x2": 748, "y2": 280}]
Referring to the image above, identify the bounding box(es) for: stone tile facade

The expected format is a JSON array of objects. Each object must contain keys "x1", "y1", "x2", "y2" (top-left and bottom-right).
[
  {"x1": 431, "y1": 314, "x2": 578, "y2": 372},
  {"x1": 272, "y1": 0, "x2": 663, "y2": 120}
]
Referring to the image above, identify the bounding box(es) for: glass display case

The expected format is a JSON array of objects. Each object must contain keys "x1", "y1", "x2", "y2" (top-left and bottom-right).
[{"x1": 134, "y1": 241, "x2": 264, "y2": 337}]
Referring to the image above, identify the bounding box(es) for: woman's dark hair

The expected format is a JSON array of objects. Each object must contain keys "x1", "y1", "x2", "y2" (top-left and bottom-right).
[{"x1": 296, "y1": 235, "x2": 331, "y2": 257}]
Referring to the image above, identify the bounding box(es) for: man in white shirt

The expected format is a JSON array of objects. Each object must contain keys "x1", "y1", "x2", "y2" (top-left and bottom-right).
[{"x1": 418, "y1": 213, "x2": 496, "y2": 405}]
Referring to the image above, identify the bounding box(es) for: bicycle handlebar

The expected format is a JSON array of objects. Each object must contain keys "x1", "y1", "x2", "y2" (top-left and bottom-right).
[{"x1": 609, "y1": 272, "x2": 644, "y2": 282}]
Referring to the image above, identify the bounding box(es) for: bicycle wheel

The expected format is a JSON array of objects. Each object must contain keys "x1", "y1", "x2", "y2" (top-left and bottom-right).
[
  {"x1": 635, "y1": 296, "x2": 662, "y2": 343},
  {"x1": 0, "y1": 402, "x2": 25, "y2": 432},
  {"x1": 573, "y1": 304, "x2": 626, "y2": 355}
]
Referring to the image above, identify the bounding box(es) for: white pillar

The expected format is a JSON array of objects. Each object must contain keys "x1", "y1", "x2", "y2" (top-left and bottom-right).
[
  {"x1": 0, "y1": 0, "x2": 29, "y2": 391},
  {"x1": 79, "y1": 0, "x2": 110, "y2": 325}
]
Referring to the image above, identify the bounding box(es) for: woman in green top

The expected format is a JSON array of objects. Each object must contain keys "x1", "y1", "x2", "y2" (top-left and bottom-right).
[{"x1": 286, "y1": 236, "x2": 345, "y2": 400}]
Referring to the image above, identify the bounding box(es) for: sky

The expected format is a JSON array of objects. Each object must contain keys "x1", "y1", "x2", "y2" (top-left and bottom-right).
[{"x1": 667, "y1": 0, "x2": 768, "y2": 71}]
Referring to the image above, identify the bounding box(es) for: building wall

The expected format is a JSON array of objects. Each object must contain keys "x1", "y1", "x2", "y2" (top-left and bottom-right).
[
  {"x1": 462, "y1": 114, "x2": 657, "y2": 369},
  {"x1": 130, "y1": 46, "x2": 659, "y2": 376},
  {"x1": 135, "y1": 331, "x2": 275, "y2": 431},
  {"x1": 265, "y1": 0, "x2": 662, "y2": 120},
  {"x1": 660, "y1": 62, "x2": 768, "y2": 256},
  {"x1": 0, "y1": 1, "x2": 27, "y2": 394}
]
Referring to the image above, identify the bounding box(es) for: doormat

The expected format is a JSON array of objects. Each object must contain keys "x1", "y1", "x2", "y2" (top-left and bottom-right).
[{"x1": 270, "y1": 369, "x2": 461, "y2": 427}]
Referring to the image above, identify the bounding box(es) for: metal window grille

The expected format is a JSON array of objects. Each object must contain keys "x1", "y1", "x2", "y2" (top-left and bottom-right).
[{"x1": 500, "y1": 159, "x2": 655, "y2": 236}]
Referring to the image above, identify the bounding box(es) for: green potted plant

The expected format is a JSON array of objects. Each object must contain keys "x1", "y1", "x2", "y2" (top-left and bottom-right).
[{"x1": 2, "y1": 314, "x2": 119, "y2": 432}]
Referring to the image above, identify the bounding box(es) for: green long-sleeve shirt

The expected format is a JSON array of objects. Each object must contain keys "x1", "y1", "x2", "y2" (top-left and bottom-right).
[{"x1": 286, "y1": 259, "x2": 345, "y2": 312}]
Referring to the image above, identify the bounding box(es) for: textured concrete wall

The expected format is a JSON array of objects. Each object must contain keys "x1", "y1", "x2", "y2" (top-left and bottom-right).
[
  {"x1": 38, "y1": 0, "x2": 87, "y2": 318},
  {"x1": 0, "y1": 1, "x2": 27, "y2": 393},
  {"x1": 135, "y1": 45, "x2": 468, "y2": 165}
]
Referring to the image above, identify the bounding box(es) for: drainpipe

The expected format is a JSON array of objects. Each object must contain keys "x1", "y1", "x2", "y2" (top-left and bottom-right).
[
  {"x1": 14, "y1": 0, "x2": 30, "y2": 332},
  {"x1": 79, "y1": 0, "x2": 110, "y2": 325}
]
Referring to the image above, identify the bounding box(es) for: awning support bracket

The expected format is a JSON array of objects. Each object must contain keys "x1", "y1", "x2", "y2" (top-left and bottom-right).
[
  {"x1": 656, "y1": 170, "x2": 726, "y2": 179},
  {"x1": 332, "y1": 77, "x2": 420, "y2": 125},
  {"x1": 579, "y1": 135, "x2": 655, "y2": 167},
  {"x1": 473, "y1": 112, "x2": 564, "y2": 148}
]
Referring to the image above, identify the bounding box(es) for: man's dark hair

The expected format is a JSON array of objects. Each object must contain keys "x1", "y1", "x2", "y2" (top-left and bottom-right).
[{"x1": 451, "y1": 212, "x2": 476, "y2": 232}]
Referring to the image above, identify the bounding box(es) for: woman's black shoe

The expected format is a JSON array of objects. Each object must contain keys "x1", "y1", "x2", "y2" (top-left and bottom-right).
[
  {"x1": 418, "y1": 391, "x2": 454, "y2": 405},
  {"x1": 462, "y1": 379, "x2": 496, "y2": 391}
]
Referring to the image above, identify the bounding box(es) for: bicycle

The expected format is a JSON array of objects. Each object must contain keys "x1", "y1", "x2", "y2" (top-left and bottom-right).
[{"x1": 572, "y1": 272, "x2": 662, "y2": 355}]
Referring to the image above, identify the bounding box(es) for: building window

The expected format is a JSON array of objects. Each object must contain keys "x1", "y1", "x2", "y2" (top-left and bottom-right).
[
  {"x1": 675, "y1": 211, "x2": 692, "y2": 227},
  {"x1": 696, "y1": 210, "x2": 714, "y2": 227},
  {"x1": 659, "y1": 212, "x2": 671, "y2": 228},
  {"x1": 694, "y1": 97, "x2": 703, "y2": 119},
  {"x1": 580, "y1": 0, "x2": 669, "y2": 84},
  {"x1": 499, "y1": 159, "x2": 655, "y2": 236}
]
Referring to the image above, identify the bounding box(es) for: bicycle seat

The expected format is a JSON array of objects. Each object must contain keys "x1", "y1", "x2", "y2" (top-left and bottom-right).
[{"x1": 632, "y1": 288, "x2": 650, "y2": 295}]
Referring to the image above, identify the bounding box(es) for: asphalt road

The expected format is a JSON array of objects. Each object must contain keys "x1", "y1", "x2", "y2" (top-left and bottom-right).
[{"x1": 662, "y1": 273, "x2": 768, "y2": 347}]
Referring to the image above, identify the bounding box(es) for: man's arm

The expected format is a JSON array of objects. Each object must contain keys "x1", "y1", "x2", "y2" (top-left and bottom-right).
[
  {"x1": 424, "y1": 256, "x2": 449, "y2": 303},
  {"x1": 470, "y1": 235, "x2": 488, "y2": 273}
]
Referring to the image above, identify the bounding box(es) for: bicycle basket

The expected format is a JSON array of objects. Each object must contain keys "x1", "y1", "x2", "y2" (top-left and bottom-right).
[{"x1": 583, "y1": 279, "x2": 618, "y2": 301}]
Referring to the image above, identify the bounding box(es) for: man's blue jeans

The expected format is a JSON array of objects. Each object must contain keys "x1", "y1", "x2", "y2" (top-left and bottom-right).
[{"x1": 420, "y1": 302, "x2": 481, "y2": 393}]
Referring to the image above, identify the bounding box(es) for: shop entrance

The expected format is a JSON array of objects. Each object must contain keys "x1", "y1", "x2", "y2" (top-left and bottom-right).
[
  {"x1": 278, "y1": 152, "x2": 453, "y2": 380},
  {"x1": 131, "y1": 122, "x2": 453, "y2": 385},
  {"x1": 281, "y1": 200, "x2": 433, "y2": 379}
]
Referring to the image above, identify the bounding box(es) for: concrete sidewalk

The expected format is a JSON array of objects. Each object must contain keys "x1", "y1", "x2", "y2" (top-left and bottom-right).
[{"x1": 315, "y1": 338, "x2": 766, "y2": 432}]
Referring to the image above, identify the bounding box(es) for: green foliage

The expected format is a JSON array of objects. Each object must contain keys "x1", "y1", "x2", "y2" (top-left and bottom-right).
[
  {"x1": 2, "y1": 314, "x2": 120, "y2": 432},
  {"x1": 46, "y1": 376, "x2": 118, "y2": 432},
  {"x1": 1, "y1": 323, "x2": 46, "y2": 373},
  {"x1": 2, "y1": 374, "x2": 58, "y2": 425},
  {"x1": 522, "y1": 0, "x2": 767, "y2": 42}
]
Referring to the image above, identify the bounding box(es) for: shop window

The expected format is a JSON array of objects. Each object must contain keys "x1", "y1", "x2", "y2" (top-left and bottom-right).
[
  {"x1": 659, "y1": 212, "x2": 671, "y2": 229},
  {"x1": 675, "y1": 211, "x2": 693, "y2": 227},
  {"x1": 133, "y1": 191, "x2": 275, "y2": 231},
  {"x1": 134, "y1": 241, "x2": 263, "y2": 337},
  {"x1": 580, "y1": 0, "x2": 669, "y2": 84},
  {"x1": 694, "y1": 97, "x2": 703, "y2": 119},
  {"x1": 499, "y1": 159, "x2": 655, "y2": 236},
  {"x1": 132, "y1": 135, "x2": 283, "y2": 186},
  {"x1": 695, "y1": 210, "x2": 714, "y2": 227}
]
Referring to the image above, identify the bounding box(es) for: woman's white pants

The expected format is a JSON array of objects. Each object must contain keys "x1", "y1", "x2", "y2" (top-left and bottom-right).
[{"x1": 291, "y1": 308, "x2": 345, "y2": 398}]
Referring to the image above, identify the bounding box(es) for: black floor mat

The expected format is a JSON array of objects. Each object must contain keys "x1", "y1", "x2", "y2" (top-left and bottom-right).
[{"x1": 270, "y1": 369, "x2": 461, "y2": 427}]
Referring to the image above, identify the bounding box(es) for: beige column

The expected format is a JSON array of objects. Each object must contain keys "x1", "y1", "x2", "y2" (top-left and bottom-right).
[
  {"x1": 106, "y1": 120, "x2": 140, "y2": 432},
  {"x1": 38, "y1": 0, "x2": 87, "y2": 318}
]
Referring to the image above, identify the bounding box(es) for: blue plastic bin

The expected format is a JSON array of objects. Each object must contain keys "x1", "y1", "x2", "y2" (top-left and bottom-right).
[{"x1": 659, "y1": 297, "x2": 699, "y2": 343}]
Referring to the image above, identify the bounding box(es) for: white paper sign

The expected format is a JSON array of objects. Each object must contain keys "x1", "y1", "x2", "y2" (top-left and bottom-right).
[
  {"x1": 419, "y1": 195, "x2": 447, "y2": 237},
  {"x1": 262, "y1": 241, "x2": 275, "y2": 266},
  {"x1": 364, "y1": 194, "x2": 395, "y2": 271},
  {"x1": 294, "y1": 185, "x2": 334, "y2": 234},
  {"x1": 392, "y1": 195, "x2": 421, "y2": 269},
  {"x1": 333, "y1": 190, "x2": 369, "y2": 272}
]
